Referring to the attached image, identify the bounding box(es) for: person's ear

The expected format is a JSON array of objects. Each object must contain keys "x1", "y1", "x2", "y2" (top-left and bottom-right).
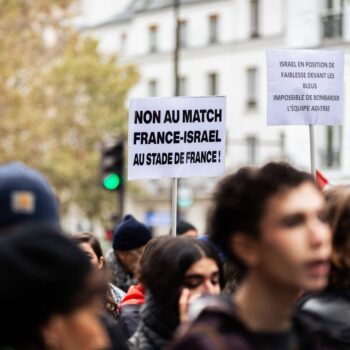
[
  {"x1": 229, "y1": 232, "x2": 260, "y2": 268},
  {"x1": 97, "y1": 256, "x2": 105, "y2": 271}
]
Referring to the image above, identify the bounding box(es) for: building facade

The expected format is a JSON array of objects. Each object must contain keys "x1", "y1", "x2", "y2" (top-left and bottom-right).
[{"x1": 81, "y1": 0, "x2": 350, "y2": 233}]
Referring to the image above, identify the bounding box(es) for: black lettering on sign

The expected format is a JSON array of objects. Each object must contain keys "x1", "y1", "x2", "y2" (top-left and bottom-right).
[
  {"x1": 133, "y1": 153, "x2": 145, "y2": 166},
  {"x1": 185, "y1": 150, "x2": 219, "y2": 164},
  {"x1": 146, "y1": 152, "x2": 173, "y2": 165},
  {"x1": 134, "y1": 110, "x2": 161, "y2": 124},
  {"x1": 183, "y1": 130, "x2": 221, "y2": 143},
  {"x1": 164, "y1": 110, "x2": 180, "y2": 123},
  {"x1": 133, "y1": 131, "x2": 181, "y2": 145},
  {"x1": 182, "y1": 109, "x2": 222, "y2": 123}
]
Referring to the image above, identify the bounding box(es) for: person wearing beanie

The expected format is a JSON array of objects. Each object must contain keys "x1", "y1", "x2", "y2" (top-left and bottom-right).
[
  {"x1": 0, "y1": 164, "x2": 129, "y2": 350},
  {"x1": 175, "y1": 220, "x2": 198, "y2": 238},
  {"x1": 0, "y1": 223, "x2": 110, "y2": 350},
  {"x1": 106, "y1": 214, "x2": 152, "y2": 292},
  {"x1": 0, "y1": 161, "x2": 59, "y2": 231}
]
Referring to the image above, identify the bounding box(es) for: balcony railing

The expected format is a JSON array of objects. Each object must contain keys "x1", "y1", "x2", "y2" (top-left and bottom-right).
[{"x1": 322, "y1": 14, "x2": 343, "y2": 39}]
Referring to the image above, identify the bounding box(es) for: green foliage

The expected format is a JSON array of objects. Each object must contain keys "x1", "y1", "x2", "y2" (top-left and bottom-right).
[{"x1": 0, "y1": 0, "x2": 138, "y2": 220}]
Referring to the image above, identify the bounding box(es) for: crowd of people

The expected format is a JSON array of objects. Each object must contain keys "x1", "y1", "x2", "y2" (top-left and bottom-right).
[{"x1": 0, "y1": 160, "x2": 349, "y2": 350}]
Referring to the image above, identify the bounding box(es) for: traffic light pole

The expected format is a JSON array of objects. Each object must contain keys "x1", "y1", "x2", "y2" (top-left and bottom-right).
[
  {"x1": 118, "y1": 181, "x2": 125, "y2": 223},
  {"x1": 100, "y1": 138, "x2": 125, "y2": 225},
  {"x1": 171, "y1": 0, "x2": 180, "y2": 238},
  {"x1": 117, "y1": 139, "x2": 125, "y2": 223}
]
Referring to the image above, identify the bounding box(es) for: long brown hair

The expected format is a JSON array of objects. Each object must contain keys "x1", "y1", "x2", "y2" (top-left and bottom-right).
[
  {"x1": 325, "y1": 186, "x2": 350, "y2": 289},
  {"x1": 72, "y1": 232, "x2": 105, "y2": 269},
  {"x1": 140, "y1": 236, "x2": 224, "y2": 311}
]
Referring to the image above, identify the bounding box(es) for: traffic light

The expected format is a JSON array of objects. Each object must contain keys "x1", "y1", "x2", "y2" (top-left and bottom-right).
[{"x1": 100, "y1": 139, "x2": 124, "y2": 191}]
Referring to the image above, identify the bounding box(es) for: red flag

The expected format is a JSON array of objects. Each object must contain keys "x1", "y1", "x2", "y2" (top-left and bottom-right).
[{"x1": 316, "y1": 169, "x2": 329, "y2": 190}]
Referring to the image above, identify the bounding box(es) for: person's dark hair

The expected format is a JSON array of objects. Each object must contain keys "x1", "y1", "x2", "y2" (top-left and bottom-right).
[
  {"x1": 140, "y1": 236, "x2": 224, "y2": 311},
  {"x1": 208, "y1": 162, "x2": 315, "y2": 274},
  {"x1": 324, "y1": 186, "x2": 350, "y2": 289},
  {"x1": 176, "y1": 220, "x2": 197, "y2": 236},
  {"x1": 73, "y1": 232, "x2": 104, "y2": 267},
  {"x1": 325, "y1": 186, "x2": 350, "y2": 250},
  {"x1": 0, "y1": 224, "x2": 106, "y2": 350}
]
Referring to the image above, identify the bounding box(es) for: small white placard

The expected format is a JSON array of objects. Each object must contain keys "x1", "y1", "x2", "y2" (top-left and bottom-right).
[
  {"x1": 128, "y1": 96, "x2": 226, "y2": 180},
  {"x1": 267, "y1": 49, "x2": 344, "y2": 125}
]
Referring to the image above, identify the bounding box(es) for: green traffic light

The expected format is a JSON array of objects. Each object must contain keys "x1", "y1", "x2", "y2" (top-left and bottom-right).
[{"x1": 103, "y1": 173, "x2": 120, "y2": 190}]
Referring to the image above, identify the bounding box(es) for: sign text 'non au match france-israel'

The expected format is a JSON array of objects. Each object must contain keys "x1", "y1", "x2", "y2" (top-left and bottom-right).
[
  {"x1": 267, "y1": 49, "x2": 344, "y2": 125},
  {"x1": 128, "y1": 96, "x2": 226, "y2": 180}
]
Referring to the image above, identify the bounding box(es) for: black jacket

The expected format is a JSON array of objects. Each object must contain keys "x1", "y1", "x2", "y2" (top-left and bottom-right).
[
  {"x1": 297, "y1": 290, "x2": 350, "y2": 350},
  {"x1": 119, "y1": 303, "x2": 142, "y2": 339},
  {"x1": 170, "y1": 295, "x2": 336, "y2": 350},
  {"x1": 100, "y1": 312, "x2": 129, "y2": 350},
  {"x1": 129, "y1": 293, "x2": 179, "y2": 350}
]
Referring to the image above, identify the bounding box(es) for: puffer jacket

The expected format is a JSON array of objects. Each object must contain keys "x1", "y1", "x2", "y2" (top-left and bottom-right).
[{"x1": 129, "y1": 292, "x2": 179, "y2": 350}]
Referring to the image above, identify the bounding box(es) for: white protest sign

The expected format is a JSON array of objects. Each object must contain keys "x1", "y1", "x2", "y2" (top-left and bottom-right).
[
  {"x1": 267, "y1": 49, "x2": 344, "y2": 125},
  {"x1": 128, "y1": 96, "x2": 226, "y2": 180}
]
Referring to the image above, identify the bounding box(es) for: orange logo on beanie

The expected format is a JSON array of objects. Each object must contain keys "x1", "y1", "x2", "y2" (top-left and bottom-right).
[{"x1": 11, "y1": 191, "x2": 35, "y2": 213}]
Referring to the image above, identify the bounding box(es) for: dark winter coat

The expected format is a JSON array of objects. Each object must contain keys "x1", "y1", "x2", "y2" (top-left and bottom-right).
[
  {"x1": 119, "y1": 283, "x2": 145, "y2": 339},
  {"x1": 297, "y1": 289, "x2": 350, "y2": 350},
  {"x1": 170, "y1": 296, "x2": 337, "y2": 350},
  {"x1": 100, "y1": 312, "x2": 129, "y2": 350},
  {"x1": 129, "y1": 292, "x2": 179, "y2": 350}
]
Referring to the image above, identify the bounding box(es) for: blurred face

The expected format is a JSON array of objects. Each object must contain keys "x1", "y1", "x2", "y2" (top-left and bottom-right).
[
  {"x1": 116, "y1": 246, "x2": 145, "y2": 276},
  {"x1": 182, "y1": 257, "x2": 221, "y2": 297},
  {"x1": 255, "y1": 182, "x2": 332, "y2": 292},
  {"x1": 182, "y1": 229, "x2": 199, "y2": 239},
  {"x1": 43, "y1": 299, "x2": 110, "y2": 350},
  {"x1": 79, "y1": 243, "x2": 104, "y2": 271}
]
